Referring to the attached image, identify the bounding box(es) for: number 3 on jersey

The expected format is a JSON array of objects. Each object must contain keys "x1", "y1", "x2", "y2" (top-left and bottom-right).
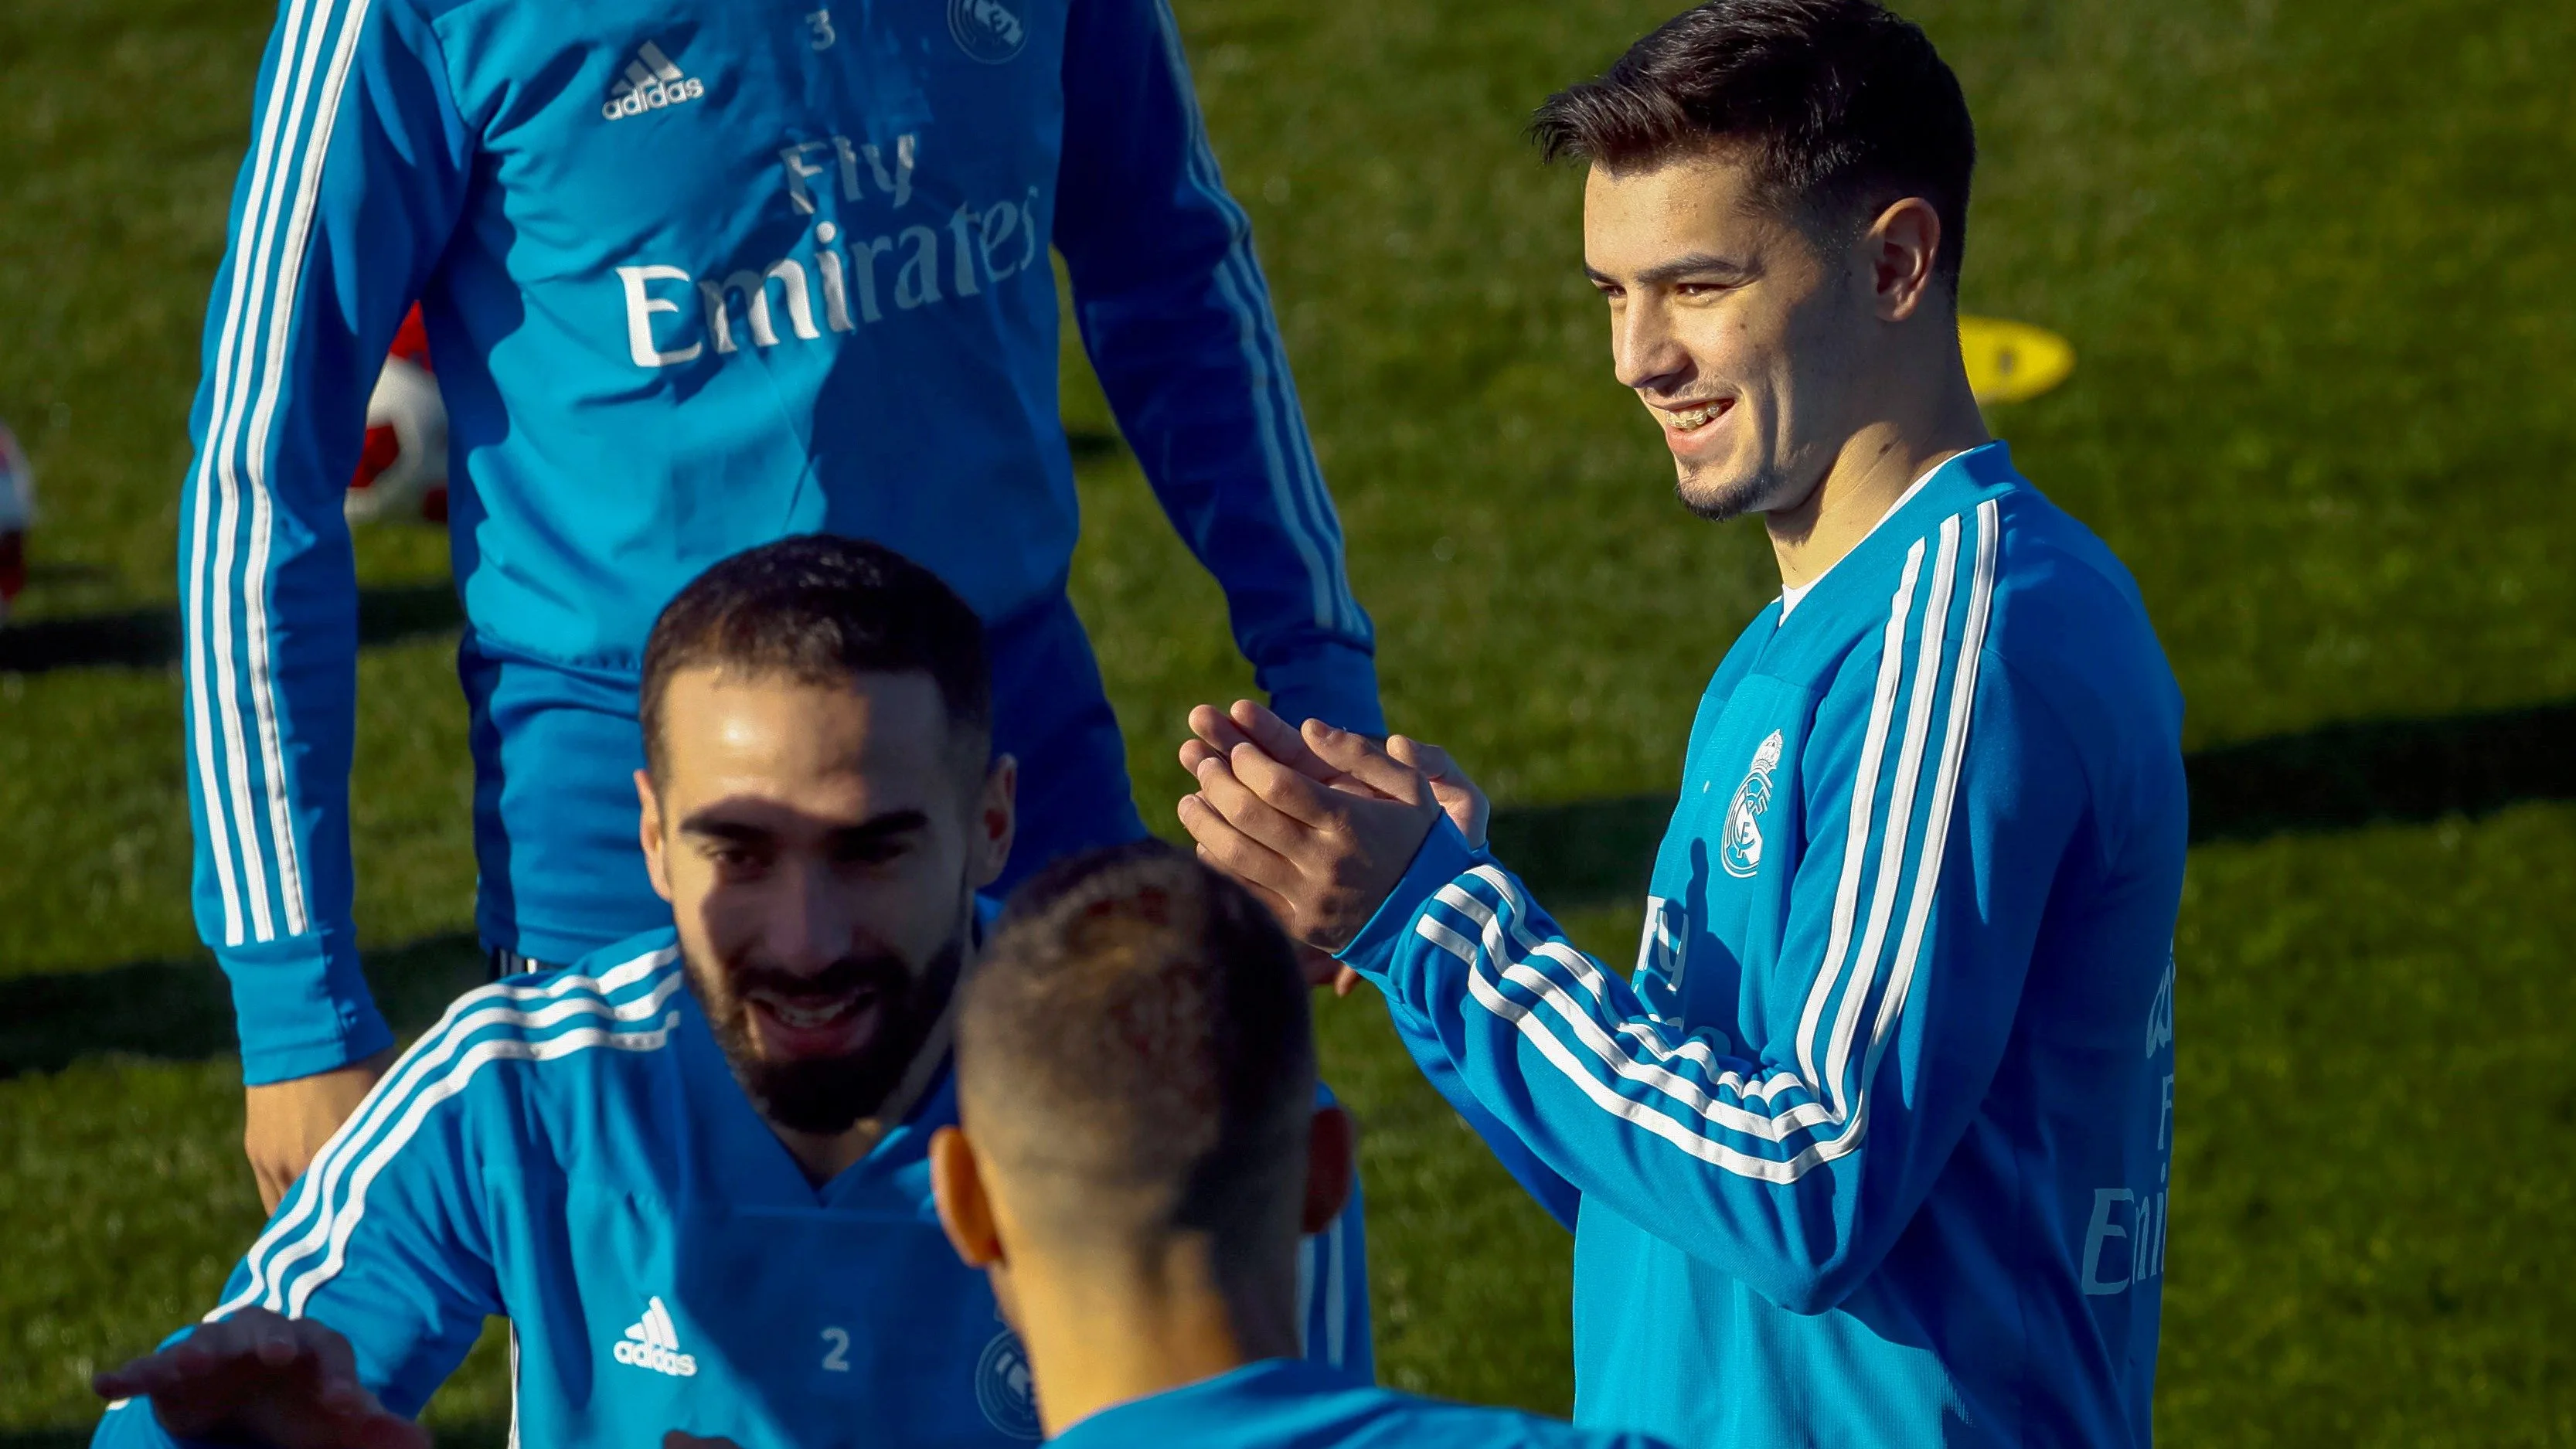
[{"x1": 803, "y1": 9, "x2": 835, "y2": 49}]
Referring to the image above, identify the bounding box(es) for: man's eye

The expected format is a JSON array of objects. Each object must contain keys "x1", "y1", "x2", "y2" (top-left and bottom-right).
[{"x1": 836, "y1": 838, "x2": 907, "y2": 866}]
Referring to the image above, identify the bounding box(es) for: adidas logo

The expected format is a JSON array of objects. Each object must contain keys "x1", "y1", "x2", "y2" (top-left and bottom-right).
[
  {"x1": 611, "y1": 1296, "x2": 700, "y2": 1377},
  {"x1": 601, "y1": 41, "x2": 706, "y2": 121}
]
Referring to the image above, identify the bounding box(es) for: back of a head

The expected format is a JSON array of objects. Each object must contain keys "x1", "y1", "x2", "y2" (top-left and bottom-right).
[
  {"x1": 638, "y1": 534, "x2": 992, "y2": 783},
  {"x1": 961, "y1": 842, "x2": 1315, "y2": 1255},
  {"x1": 1532, "y1": 0, "x2": 1976, "y2": 287}
]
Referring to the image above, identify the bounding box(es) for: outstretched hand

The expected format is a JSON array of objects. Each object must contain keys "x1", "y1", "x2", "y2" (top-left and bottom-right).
[
  {"x1": 1177, "y1": 702, "x2": 1485, "y2": 956},
  {"x1": 94, "y1": 1308, "x2": 426, "y2": 1449}
]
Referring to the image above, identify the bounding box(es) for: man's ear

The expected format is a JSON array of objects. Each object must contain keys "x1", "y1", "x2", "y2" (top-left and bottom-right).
[
  {"x1": 970, "y1": 753, "x2": 1019, "y2": 892},
  {"x1": 1300, "y1": 1104, "x2": 1357, "y2": 1236},
  {"x1": 930, "y1": 1125, "x2": 1004, "y2": 1270},
  {"x1": 1861, "y1": 195, "x2": 1944, "y2": 323},
  {"x1": 636, "y1": 769, "x2": 675, "y2": 904}
]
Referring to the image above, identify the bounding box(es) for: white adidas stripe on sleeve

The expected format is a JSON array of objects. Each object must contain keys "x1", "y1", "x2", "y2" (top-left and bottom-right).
[{"x1": 1423, "y1": 502, "x2": 2001, "y2": 1182}]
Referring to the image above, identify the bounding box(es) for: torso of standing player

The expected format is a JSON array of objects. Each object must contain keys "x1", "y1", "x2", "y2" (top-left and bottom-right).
[
  {"x1": 433, "y1": 0, "x2": 1063, "y2": 369},
  {"x1": 505, "y1": 1031, "x2": 1041, "y2": 1447},
  {"x1": 421, "y1": 0, "x2": 1080, "y2": 648},
  {"x1": 1630, "y1": 624, "x2": 1825, "y2": 1045}
]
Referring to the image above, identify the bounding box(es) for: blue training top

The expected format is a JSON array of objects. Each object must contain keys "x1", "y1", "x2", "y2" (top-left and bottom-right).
[
  {"x1": 1339, "y1": 444, "x2": 2187, "y2": 1447},
  {"x1": 178, "y1": 0, "x2": 1377, "y2": 1083},
  {"x1": 94, "y1": 930, "x2": 1371, "y2": 1449},
  {"x1": 1049, "y1": 1359, "x2": 1675, "y2": 1449}
]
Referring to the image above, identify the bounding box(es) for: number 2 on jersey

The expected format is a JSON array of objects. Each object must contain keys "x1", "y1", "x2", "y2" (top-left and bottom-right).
[{"x1": 820, "y1": 1326, "x2": 851, "y2": 1372}]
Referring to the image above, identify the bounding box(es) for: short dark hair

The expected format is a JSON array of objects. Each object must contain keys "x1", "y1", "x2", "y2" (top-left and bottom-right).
[
  {"x1": 639, "y1": 536, "x2": 990, "y2": 782},
  {"x1": 958, "y1": 842, "x2": 1314, "y2": 1247},
  {"x1": 1532, "y1": 0, "x2": 1975, "y2": 287}
]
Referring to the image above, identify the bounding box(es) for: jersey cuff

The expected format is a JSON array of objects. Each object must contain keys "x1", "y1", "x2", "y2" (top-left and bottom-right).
[
  {"x1": 1257, "y1": 642, "x2": 1386, "y2": 736},
  {"x1": 217, "y1": 931, "x2": 395, "y2": 1086},
  {"x1": 1336, "y1": 813, "x2": 1479, "y2": 979}
]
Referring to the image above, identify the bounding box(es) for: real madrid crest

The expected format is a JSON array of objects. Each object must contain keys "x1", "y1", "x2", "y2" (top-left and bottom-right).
[
  {"x1": 1720, "y1": 730, "x2": 1784, "y2": 879},
  {"x1": 975, "y1": 1328, "x2": 1042, "y2": 1439},
  {"x1": 948, "y1": 0, "x2": 1028, "y2": 63}
]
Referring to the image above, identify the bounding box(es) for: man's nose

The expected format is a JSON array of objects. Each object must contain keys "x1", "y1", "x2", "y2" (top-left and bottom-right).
[
  {"x1": 766, "y1": 858, "x2": 850, "y2": 973},
  {"x1": 1611, "y1": 298, "x2": 1691, "y2": 394}
]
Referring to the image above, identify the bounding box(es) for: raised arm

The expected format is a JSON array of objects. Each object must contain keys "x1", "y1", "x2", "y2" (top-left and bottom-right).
[
  {"x1": 92, "y1": 982, "x2": 526, "y2": 1449},
  {"x1": 1054, "y1": 0, "x2": 1380, "y2": 734},
  {"x1": 181, "y1": 0, "x2": 473, "y2": 1191},
  {"x1": 1180, "y1": 621, "x2": 2088, "y2": 1311}
]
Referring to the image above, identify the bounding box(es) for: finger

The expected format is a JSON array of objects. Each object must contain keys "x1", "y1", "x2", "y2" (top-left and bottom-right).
[
  {"x1": 1305, "y1": 721, "x2": 1426, "y2": 803},
  {"x1": 1177, "y1": 738, "x2": 1223, "y2": 776},
  {"x1": 1187, "y1": 703, "x2": 1254, "y2": 756},
  {"x1": 1228, "y1": 700, "x2": 1345, "y2": 782},
  {"x1": 1225, "y1": 741, "x2": 1343, "y2": 830},
  {"x1": 250, "y1": 1316, "x2": 302, "y2": 1368},
  {"x1": 177, "y1": 1318, "x2": 247, "y2": 1366},
  {"x1": 94, "y1": 1361, "x2": 155, "y2": 1400},
  {"x1": 1176, "y1": 792, "x2": 1301, "y2": 897},
  {"x1": 104, "y1": 1352, "x2": 185, "y2": 1398},
  {"x1": 1336, "y1": 965, "x2": 1363, "y2": 998},
  {"x1": 1386, "y1": 733, "x2": 1455, "y2": 778},
  {"x1": 1193, "y1": 751, "x2": 1324, "y2": 854}
]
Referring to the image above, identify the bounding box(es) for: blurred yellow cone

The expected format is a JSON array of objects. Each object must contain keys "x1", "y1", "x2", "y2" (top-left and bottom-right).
[{"x1": 1958, "y1": 315, "x2": 2074, "y2": 405}]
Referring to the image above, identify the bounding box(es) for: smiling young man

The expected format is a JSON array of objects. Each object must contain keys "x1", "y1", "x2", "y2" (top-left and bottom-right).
[
  {"x1": 93, "y1": 538, "x2": 1363, "y2": 1449},
  {"x1": 1176, "y1": 3, "x2": 2189, "y2": 1447}
]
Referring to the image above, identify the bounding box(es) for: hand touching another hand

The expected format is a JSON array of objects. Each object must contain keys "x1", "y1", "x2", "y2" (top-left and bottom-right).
[
  {"x1": 1176, "y1": 702, "x2": 1485, "y2": 954},
  {"x1": 1182, "y1": 702, "x2": 1490, "y2": 849},
  {"x1": 94, "y1": 1308, "x2": 426, "y2": 1449}
]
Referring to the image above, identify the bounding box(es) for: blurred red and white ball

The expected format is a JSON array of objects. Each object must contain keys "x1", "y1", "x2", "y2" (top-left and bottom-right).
[
  {"x1": 0, "y1": 417, "x2": 33, "y2": 625},
  {"x1": 345, "y1": 305, "x2": 449, "y2": 526}
]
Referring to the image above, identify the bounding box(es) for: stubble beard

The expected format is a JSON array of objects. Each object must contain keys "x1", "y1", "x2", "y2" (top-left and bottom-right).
[
  {"x1": 685, "y1": 913, "x2": 969, "y2": 1138},
  {"x1": 1675, "y1": 457, "x2": 1789, "y2": 525}
]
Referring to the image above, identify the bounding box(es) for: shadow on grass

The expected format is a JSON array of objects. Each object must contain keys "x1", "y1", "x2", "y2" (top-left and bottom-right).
[
  {"x1": 0, "y1": 583, "x2": 464, "y2": 675},
  {"x1": 1489, "y1": 696, "x2": 2576, "y2": 910},
  {"x1": 0, "y1": 431, "x2": 1114, "y2": 678},
  {"x1": 0, "y1": 932, "x2": 488, "y2": 1079}
]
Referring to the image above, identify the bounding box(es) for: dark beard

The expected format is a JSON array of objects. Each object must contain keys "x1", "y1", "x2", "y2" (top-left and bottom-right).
[{"x1": 689, "y1": 932, "x2": 965, "y2": 1137}]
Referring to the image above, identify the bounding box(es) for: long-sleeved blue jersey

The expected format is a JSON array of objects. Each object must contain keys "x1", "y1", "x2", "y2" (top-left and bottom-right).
[
  {"x1": 181, "y1": 0, "x2": 1377, "y2": 1084},
  {"x1": 1047, "y1": 1360, "x2": 1677, "y2": 1449},
  {"x1": 94, "y1": 931, "x2": 1370, "y2": 1449},
  {"x1": 1339, "y1": 444, "x2": 2186, "y2": 1448}
]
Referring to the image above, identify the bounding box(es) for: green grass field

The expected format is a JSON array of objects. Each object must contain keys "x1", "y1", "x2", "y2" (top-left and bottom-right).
[{"x1": 5, "y1": 0, "x2": 2575, "y2": 1442}]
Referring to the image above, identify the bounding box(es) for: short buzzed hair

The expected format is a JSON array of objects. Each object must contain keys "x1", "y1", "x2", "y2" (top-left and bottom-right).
[
  {"x1": 959, "y1": 842, "x2": 1314, "y2": 1248},
  {"x1": 1532, "y1": 0, "x2": 1976, "y2": 287},
  {"x1": 638, "y1": 535, "x2": 991, "y2": 784}
]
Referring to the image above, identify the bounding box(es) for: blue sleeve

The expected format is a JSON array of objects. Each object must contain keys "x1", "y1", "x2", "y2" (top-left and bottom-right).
[
  {"x1": 1340, "y1": 632, "x2": 2088, "y2": 1314},
  {"x1": 180, "y1": 0, "x2": 475, "y2": 1083},
  {"x1": 1052, "y1": 0, "x2": 1380, "y2": 734},
  {"x1": 1383, "y1": 993, "x2": 1581, "y2": 1231},
  {"x1": 92, "y1": 1005, "x2": 506, "y2": 1449}
]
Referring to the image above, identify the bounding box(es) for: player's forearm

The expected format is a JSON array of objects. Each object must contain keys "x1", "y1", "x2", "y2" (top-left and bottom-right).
[
  {"x1": 1338, "y1": 821, "x2": 1912, "y2": 1309},
  {"x1": 181, "y1": 501, "x2": 380, "y2": 1083}
]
